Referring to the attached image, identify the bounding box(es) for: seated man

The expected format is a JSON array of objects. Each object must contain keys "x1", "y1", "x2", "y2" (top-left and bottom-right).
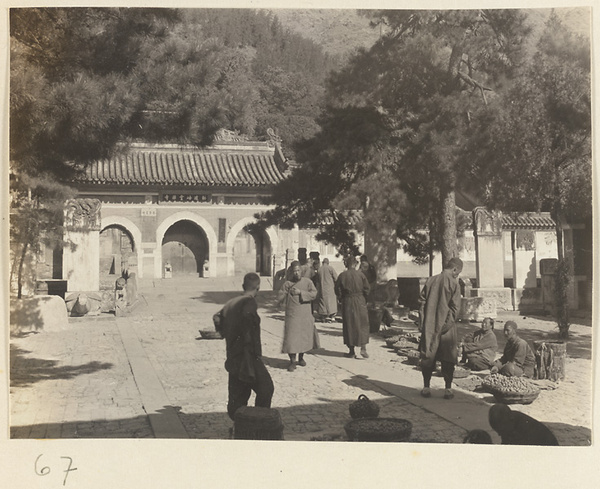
[
  {"x1": 490, "y1": 320, "x2": 535, "y2": 378},
  {"x1": 489, "y1": 404, "x2": 559, "y2": 445},
  {"x1": 460, "y1": 317, "x2": 498, "y2": 371}
]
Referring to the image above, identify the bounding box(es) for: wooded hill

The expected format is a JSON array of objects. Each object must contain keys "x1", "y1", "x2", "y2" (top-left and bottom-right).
[{"x1": 272, "y1": 7, "x2": 590, "y2": 58}]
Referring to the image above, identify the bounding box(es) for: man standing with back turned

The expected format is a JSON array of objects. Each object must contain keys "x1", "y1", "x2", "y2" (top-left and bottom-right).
[
  {"x1": 418, "y1": 257, "x2": 463, "y2": 400},
  {"x1": 214, "y1": 273, "x2": 274, "y2": 420}
]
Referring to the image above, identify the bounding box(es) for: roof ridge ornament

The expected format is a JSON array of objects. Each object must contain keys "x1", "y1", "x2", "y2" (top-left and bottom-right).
[
  {"x1": 214, "y1": 128, "x2": 249, "y2": 142},
  {"x1": 266, "y1": 128, "x2": 282, "y2": 148}
]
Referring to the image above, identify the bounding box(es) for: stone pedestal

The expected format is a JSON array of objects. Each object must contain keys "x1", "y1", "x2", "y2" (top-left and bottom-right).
[
  {"x1": 470, "y1": 287, "x2": 513, "y2": 311},
  {"x1": 460, "y1": 296, "x2": 497, "y2": 321},
  {"x1": 63, "y1": 199, "x2": 101, "y2": 292}
]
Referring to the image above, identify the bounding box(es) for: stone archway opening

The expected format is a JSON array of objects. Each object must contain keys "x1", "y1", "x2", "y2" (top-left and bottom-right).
[
  {"x1": 234, "y1": 225, "x2": 272, "y2": 276},
  {"x1": 161, "y1": 220, "x2": 209, "y2": 277},
  {"x1": 99, "y1": 225, "x2": 137, "y2": 289}
]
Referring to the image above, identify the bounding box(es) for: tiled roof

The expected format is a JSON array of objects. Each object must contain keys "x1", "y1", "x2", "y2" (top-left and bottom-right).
[
  {"x1": 73, "y1": 142, "x2": 288, "y2": 188},
  {"x1": 502, "y1": 213, "x2": 556, "y2": 230},
  {"x1": 461, "y1": 211, "x2": 555, "y2": 230}
]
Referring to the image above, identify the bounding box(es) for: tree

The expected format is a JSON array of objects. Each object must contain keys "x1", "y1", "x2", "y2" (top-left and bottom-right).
[
  {"x1": 466, "y1": 13, "x2": 591, "y2": 337},
  {"x1": 9, "y1": 7, "x2": 177, "y2": 295},
  {"x1": 258, "y1": 9, "x2": 531, "y2": 267}
]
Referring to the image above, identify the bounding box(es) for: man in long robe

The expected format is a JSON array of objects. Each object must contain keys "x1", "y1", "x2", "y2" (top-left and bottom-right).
[
  {"x1": 315, "y1": 258, "x2": 338, "y2": 322},
  {"x1": 214, "y1": 273, "x2": 274, "y2": 420},
  {"x1": 460, "y1": 317, "x2": 498, "y2": 371},
  {"x1": 491, "y1": 321, "x2": 535, "y2": 377},
  {"x1": 418, "y1": 257, "x2": 463, "y2": 400},
  {"x1": 278, "y1": 261, "x2": 320, "y2": 372},
  {"x1": 335, "y1": 255, "x2": 370, "y2": 359}
]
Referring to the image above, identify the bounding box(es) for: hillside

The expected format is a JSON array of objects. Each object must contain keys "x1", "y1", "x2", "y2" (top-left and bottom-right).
[{"x1": 270, "y1": 7, "x2": 590, "y2": 59}]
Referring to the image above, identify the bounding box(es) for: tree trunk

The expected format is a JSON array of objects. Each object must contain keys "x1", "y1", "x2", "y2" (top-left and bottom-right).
[
  {"x1": 533, "y1": 340, "x2": 567, "y2": 381},
  {"x1": 17, "y1": 241, "x2": 29, "y2": 299},
  {"x1": 553, "y1": 212, "x2": 570, "y2": 339},
  {"x1": 441, "y1": 189, "x2": 458, "y2": 267}
]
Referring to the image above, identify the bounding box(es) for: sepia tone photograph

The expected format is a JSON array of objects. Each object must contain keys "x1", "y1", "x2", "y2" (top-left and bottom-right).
[{"x1": 2, "y1": 1, "x2": 597, "y2": 487}]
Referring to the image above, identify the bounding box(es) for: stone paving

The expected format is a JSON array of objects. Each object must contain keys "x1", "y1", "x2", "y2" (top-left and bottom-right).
[{"x1": 9, "y1": 276, "x2": 593, "y2": 445}]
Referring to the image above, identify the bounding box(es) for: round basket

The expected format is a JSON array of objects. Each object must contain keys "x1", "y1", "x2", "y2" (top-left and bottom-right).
[
  {"x1": 349, "y1": 394, "x2": 380, "y2": 419},
  {"x1": 199, "y1": 330, "x2": 222, "y2": 339},
  {"x1": 234, "y1": 406, "x2": 284, "y2": 440},
  {"x1": 488, "y1": 387, "x2": 540, "y2": 405},
  {"x1": 344, "y1": 418, "x2": 412, "y2": 442}
]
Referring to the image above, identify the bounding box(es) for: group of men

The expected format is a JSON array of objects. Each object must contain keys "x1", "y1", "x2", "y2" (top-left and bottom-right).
[
  {"x1": 417, "y1": 257, "x2": 536, "y2": 400},
  {"x1": 277, "y1": 253, "x2": 377, "y2": 371},
  {"x1": 215, "y1": 253, "x2": 541, "y2": 441},
  {"x1": 214, "y1": 251, "x2": 377, "y2": 419}
]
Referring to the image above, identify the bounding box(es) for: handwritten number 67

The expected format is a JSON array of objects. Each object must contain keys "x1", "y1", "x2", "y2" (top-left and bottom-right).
[{"x1": 35, "y1": 455, "x2": 77, "y2": 485}]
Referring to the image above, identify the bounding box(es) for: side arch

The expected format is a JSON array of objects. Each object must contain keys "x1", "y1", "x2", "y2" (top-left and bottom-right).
[
  {"x1": 155, "y1": 212, "x2": 218, "y2": 278},
  {"x1": 101, "y1": 215, "x2": 143, "y2": 278},
  {"x1": 226, "y1": 216, "x2": 278, "y2": 276}
]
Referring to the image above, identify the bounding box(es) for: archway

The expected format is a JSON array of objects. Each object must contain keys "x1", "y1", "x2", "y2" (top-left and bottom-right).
[
  {"x1": 231, "y1": 225, "x2": 273, "y2": 277},
  {"x1": 161, "y1": 220, "x2": 209, "y2": 277},
  {"x1": 99, "y1": 225, "x2": 136, "y2": 288}
]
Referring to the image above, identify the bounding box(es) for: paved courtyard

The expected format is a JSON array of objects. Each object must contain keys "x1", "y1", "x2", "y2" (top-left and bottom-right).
[{"x1": 9, "y1": 276, "x2": 593, "y2": 445}]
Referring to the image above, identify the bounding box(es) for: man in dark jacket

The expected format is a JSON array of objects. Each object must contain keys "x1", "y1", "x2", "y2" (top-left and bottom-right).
[
  {"x1": 418, "y1": 257, "x2": 463, "y2": 400},
  {"x1": 214, "y1": 273, "x2": 274, "y2": 420},
  {"x1": 491, "y1": 320, "x2": 535, "y2": 378}
]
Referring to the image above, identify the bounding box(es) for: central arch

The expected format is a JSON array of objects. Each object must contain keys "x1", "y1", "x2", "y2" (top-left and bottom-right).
[{"x1": 156, "y1": 212, "x2": 217, "y2": 278}]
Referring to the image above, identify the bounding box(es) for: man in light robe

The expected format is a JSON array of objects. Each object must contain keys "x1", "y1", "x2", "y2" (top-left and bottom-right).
[
  {"x1": 278, "y1": 261, "x2": 320, "y2": 372},
  {"x1": 315, "y1": 258, "x2": 338, "y2": 322},
  {"x1": 418, "y1": 257, "x2": 463, "y2": 400}
]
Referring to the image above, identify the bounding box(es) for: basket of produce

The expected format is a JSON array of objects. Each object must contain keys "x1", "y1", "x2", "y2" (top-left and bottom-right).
[
  {"x1": 349, "y1": 394, "x2": 380, "y2": 419},
  {"x1": 392, "y1": 338, "x2": 413, "y2": 350},
  {"x1": 380, "y1": 328, "x2": 404, "y2": 339},
  {"x1": 344, "y1": 418, "x2": 412, "y2": 442},
  {"x1": 198, "y1": 329, "x2": 223, "y2": 340},
  {"x1": 403, "y1": 350, "x2": 421, "y2": 365},
  {"x1": 385, "y1": 335, "x2": 402, "y2": 348},
  {"x1": 481, "y1": 374, "x2": 540, "y2": 404},
  {"x1": 453, "y1": 367, "x2": 471, "y2": 379}
]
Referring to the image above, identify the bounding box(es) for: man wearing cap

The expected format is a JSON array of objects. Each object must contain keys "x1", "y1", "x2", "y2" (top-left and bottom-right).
[{"x1": 490, "y1": 320, "x2": 535, "y2": 378}]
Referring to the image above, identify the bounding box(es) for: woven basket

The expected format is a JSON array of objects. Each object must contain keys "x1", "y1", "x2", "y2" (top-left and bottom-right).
[
  {"x1": 349, "y1": 394, "x2": 380, "y2": 419},
  {"x1": 489, "y1": 387, "x2": 540, "y2": 405},
  {"x1": 344, "y1": 418, "x2": 412, "y2": 442},
  {"x1": 385, "y1": 335, "x2": 402, "y2": 347},
  {"x1": 199, "y1": 330, "x2": 222, "y2": 339},
  {"x1": 233, "y1": 406, "x2": 284, "y2": 440},
  {"x1": 453, "y1": 367, "x2": 471, "y2": 379}
]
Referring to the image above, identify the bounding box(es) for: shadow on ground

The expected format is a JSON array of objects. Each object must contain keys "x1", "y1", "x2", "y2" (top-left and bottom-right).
[
  {"x1": 11, "y1": 386, "x2": 589, "y2": 446},
  {"x1": 10, "y1": 344, "x2": 114, "y2": 388}
]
